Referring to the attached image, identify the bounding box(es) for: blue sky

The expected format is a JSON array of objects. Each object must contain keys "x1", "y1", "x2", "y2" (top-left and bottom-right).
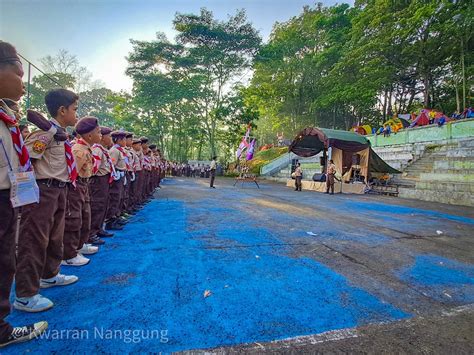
[{"x1": 1, "y1": 0, "x2": 354, "y2": 92}]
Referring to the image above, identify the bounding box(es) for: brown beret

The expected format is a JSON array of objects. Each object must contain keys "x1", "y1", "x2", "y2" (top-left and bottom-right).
[
  {"x1": 0, "y1": 41, "x2": 21, "y2": 64},
  {"x1": 111, "y1": 130, "x2": 127, "y2": 139},
  {"x1": 100, "y1": 126, "x2": 112, "y2": 135},
  {"x1": 140, "y1": 136, "x2": 149, "y2": 143},
  {"x1": 125, "y1": 132, "x2": 133, "y2": 138},
  {"x1": 149, "y1": 144, "x2": 157, "y2": 149},
  {"x1": 75, "y1": 117, "x2": 99, "y2": 135},
  {"x1": 132, "y1": 138, "x2": 141, "y2": 144}
]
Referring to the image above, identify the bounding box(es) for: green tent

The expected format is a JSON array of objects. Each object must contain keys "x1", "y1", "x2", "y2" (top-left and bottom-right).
[{"x1": 289, "y1": 127, "x2": 400, "y2": 174}]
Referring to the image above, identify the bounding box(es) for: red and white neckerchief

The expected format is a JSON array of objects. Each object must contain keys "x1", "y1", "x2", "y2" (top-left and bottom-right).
[
  {"x1": 93, "y1": 143, "x2": 117, "y2": 183},
  {"x1": 143, "y1": 155, "x2": 151, "y2": 170},
  {"x1": 64, "y1": 139, "x2": 78, "y2": 186},
  {"x1": 0, "y1": 106, "x2": 32, "y2": 172},
  {"x1": 114, "y1": 144, "x2": 131, "y2": 171}
]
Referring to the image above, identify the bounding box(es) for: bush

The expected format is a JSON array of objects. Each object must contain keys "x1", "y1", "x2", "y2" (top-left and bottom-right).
[{"x1": 247, "y1": 146, "x2": 288, "y2": 175}]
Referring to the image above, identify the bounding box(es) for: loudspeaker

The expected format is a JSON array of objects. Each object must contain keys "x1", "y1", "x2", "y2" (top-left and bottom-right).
[
  {"x1": 312, "y1": 173, "x2": 326, "y2": 182},
  {"x1": 352, "y1": 154, "x2": 361, "y2": 165}
]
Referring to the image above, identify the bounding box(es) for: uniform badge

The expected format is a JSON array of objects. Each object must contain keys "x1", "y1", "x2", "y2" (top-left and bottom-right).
[{"x1": 32, "y1": 140, "x2": 47, "y2": 153}]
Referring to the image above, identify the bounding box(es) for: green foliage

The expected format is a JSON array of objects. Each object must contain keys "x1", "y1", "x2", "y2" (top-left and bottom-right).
[
  {"x1": 126, "y1": 9, "x2": 261, "y2": 161},
  {"x1": 245, "y1": 0, "x2": 473, "y2": 144},
  {"x1": 247, "y1": 146, "x2": 288, "y2": 174}
]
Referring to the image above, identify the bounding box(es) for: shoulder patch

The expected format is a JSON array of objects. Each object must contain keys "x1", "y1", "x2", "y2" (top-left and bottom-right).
[{"x1": 32, "y1": 140, "x2": 47, "y2": 154}]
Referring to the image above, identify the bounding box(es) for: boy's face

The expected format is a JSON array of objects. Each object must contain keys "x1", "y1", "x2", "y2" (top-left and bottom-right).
[
  {"x1": 58, "y1": 101, "x2": 78, "y2": 127},
  {"x1": 133, "y1": 143, "x2": 141, "y2": 152},
  {"x1": 126, "y1": 137, "x2": 132, "y2": 147},
  {"x1": 84, "y1": 126, "x2": 102, "y2": 145},
  {"x1": 21, "y1": 126, "x2": 30, "y2": 139},
  {"x1": 101, "y1": 134, "x2": 112, "y2": 148},
  {"x1": 0, "y1": 61, "x2": 25, "y2": 101},
  {"x1": 117, "y1": 137, "x2": 126, "y2": 147}
]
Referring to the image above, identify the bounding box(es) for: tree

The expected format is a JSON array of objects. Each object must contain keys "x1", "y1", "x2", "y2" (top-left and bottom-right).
[{"x1": 126, "y1": 9, "x2": 261, "y2": 160}]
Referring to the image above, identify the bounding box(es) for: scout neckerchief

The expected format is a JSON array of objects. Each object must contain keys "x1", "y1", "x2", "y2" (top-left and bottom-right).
[
  {"x1": 75, "y1": 138, "x2": 94, "y2": 177},
  {"x1": 93, "y1": 143, "x2": 117, "y2": 183},
  {"x1": 48, "y1": 120, "x2": 77, "y2": 186},
  {"x1": 0, "y1": 106, "x2": 31, "y2": 172},
  {"x1": 64, "y1": 139, "x2": 78, "y2": 186},
  {"x1": 113, "y1": 144, "x2": 131, "y2": 170}
]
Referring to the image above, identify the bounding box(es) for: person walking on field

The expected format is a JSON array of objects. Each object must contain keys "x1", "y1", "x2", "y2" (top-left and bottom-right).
[
  {"x1": 209, "y1": 156, "x2": 217, "y2": 188},
  {"x1": 326, "y1": 159, "x2": 336, "y2": 195},
  {"x1": 294, "y1": 162, "x2": 302, "y2": 191}
]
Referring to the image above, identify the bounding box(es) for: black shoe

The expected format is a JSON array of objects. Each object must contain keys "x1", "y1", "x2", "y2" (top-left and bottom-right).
[
  {"x1": 106, "y1": 222, "x2": 123, "y2": 231},
  {"x1": 97, "y1": 230, "x2": 114, "y2": 238},
  {"x1": 116, "y1": 218, "x2": 128, "y2": 225},
  {"x1": 0, "y1": 321, "x2": 48, "y2": 348},
  {"x1": 210, "y1": 186, "x2": 216, "y2": 189},
  {"x1": 88, "y1": 235, "x2": 105, "y2": 245},
  {"x1": 330, "y1": 192, "x2": 334, "y2": 195}
]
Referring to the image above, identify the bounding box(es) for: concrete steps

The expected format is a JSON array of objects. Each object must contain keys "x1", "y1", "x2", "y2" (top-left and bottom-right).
[{"x1": 396, "y1": 139, "x2": 474, "y2": 206}]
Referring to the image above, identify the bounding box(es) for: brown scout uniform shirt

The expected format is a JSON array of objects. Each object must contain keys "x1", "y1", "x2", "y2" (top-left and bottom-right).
[
  {"x1": 0, "y1": 100, "x2": 21, "y2": 190},
  {"x1": 134, "y1": 149, "x2": 143, "y2": 171},
  {"x1": 109, "y1": 145, "x2": 126, "y2": 171},
  {"x1": 92, "y1": 144, "x2": 112, "y2": 176},
  {"x1": 25, "y1": 118, "x2": 69, "y2": 183},
  {"x1": 72, "y1": 140, "x2": 93, "y2": 178},
  {"x1": 125, "y1": 147, "x2": 134, "y2": 172},
  {"x1": 327, "y1": 163, "x2": 337, "y2": 175}
]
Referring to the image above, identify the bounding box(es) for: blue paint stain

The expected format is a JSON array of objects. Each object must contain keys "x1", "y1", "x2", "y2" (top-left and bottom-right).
[
  {"x1": 398, "y1": 255, "x2": 474, "y2": 303},
  {"x1": 345, "y1": 201, "x2": 474, "y2": 225},
  {"x1": 5, "y1": 195, "x2": 408, "y2": 353}
]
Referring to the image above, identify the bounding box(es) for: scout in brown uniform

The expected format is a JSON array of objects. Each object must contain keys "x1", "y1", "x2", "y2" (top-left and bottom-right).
[
  {"x1": 127, "y1": 136, "x2": 139, "y2": 213},
  {"x1": 121, "y1": 132, "x2": 134, "y2": 215},
  {"x1": 105, "y1": 131, "x2": 127, "y2": 230},
  {"x1": 0, "y1": 41, "x2": 48, "y2": 347},
  {"x1": 326, "y1": 159, "x2": 336, "y2": 195},
  {"x1": 62, "y1": 117, "x2": 102, "y2": 267},
  {"x1": 89, "y1": 127, "x2": 115, "y2": 239},
  {"x1": 140, "y1": 137, "x2": 151, "y2": 201},
  {"x1": 149, "y1": 144, "x2": 158, "y2": 190},
  {"x1": 15, "y1": 88, "x2": 79, "y2": 313},
  {"x1": 131, "y1": 138, "x2": 143, "y2": 206}
]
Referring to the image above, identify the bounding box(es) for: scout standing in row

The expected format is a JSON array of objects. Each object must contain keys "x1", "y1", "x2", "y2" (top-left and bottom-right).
[
  {"x1": 105, "y1": 131, "x2": 127, "y2": 230},
  {"x1": 0, "y1": 41, "x2": 47, "y2": 346},
  {"x1": 15, "y1": 88, "x2": 80, "y2": 313},
  {"x1": 89, "y1": 127, "x2": 115, "y2": 240},
  {"x1": 62, "y1": 117, "x2": 102, "y2": 267}
]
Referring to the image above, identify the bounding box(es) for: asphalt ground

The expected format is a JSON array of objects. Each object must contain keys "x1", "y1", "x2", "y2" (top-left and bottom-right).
[{"x1": 4, "y1": 177, "x2": 474, "y2": 353}]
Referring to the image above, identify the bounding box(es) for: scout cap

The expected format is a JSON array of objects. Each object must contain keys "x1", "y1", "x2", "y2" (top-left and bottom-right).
[{"x1": 75, "y1": 117, "x2": 99, "y2": 135}]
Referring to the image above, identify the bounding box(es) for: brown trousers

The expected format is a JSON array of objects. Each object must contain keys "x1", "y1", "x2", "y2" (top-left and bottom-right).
[
  {"x1": 16, "y1": 183, "x2": 67, "y2": 297},
  {"x1": 0, "y1": 190, "x2": 16, "y2": 341},
  {"x1": 63, "y1": 181, "x2": 91, "y2": 260},
  {"x1": 121, "y1": 172, "x2": 132, "y2": 213},
  {"x1": 135, "y1": 171, "x2": 143, "y2": 204},
  {"x1": 295, "y1": 176, "x2": 302, "y2": 191},
  {"x1": 142, "y1": 171, "x2": 150, "y2": 199},
  {"x1": 106, "y1": 175, "x2": 124, "y2": 220},
  {"x1": 210, "y1": 169, "x2": 216, "y2": 187},
  {"x1": 89, "y1": 175, "x2": 110, "y2": 237},
  {"x1": 129, "y1": 173, "x2": 138, "y2": 209},
  {"x1": 326, "y1": 173, "x2": 335, "y2": 193}
]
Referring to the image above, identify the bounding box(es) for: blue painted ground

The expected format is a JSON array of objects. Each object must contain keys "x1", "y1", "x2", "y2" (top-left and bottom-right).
[{"x1": 4, "y1": 178, "x2": 474, "y2": 353}]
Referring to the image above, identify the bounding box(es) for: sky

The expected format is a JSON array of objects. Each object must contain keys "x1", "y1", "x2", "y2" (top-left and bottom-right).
[{"x1": 1, "y1": 0, "x2": 354, "y2": 92}]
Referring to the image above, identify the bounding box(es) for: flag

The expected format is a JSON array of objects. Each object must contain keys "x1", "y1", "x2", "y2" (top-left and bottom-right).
[{"x1": 246, "y1": 138, "x2": 256, "y2": 161}]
